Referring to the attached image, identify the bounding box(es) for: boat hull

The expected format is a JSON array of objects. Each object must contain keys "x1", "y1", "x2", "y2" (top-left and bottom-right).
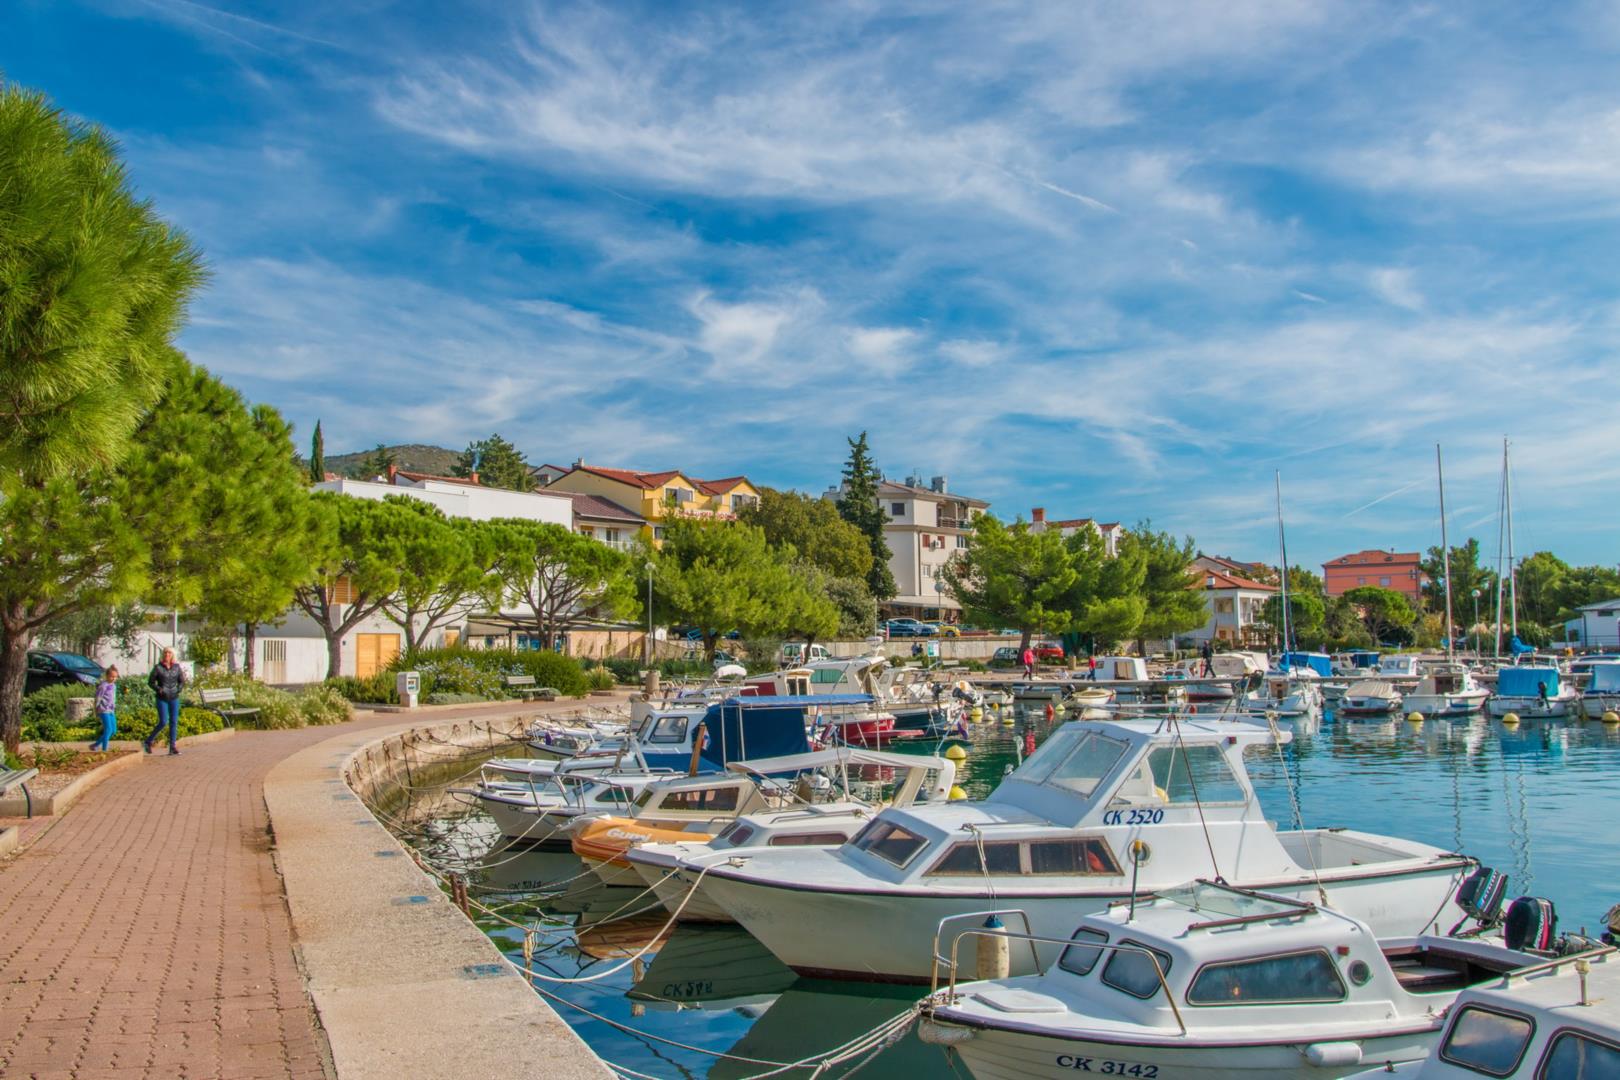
[
  {"x1": 699, "y1": 858, "x2": 1470, "y2": 983},
  {"x1": 1402, "y1": 691, "x2": 1488, "y2": 717},
  {"x1": 1487, "y1": 695, "x2": 1575, "y2": 718},
  {"x1": 1582, "y1": 694, "x2": 1620, "y2": 719},
  {"x1": 932, "y1": 1017, "x2": 1436, "y2": 1080},
  {"x1": 477, "y1": 796, "x2": 579, "y2": 847}
]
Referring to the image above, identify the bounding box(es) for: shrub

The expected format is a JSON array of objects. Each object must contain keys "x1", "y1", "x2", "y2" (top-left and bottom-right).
[
  {"x1": 325, "y1": 673, "x2": 398, "y2": 705},
  {"x1": 424, "y1": 691, "x2": 487, "y2": 705},
  {"x1": 600, "y1": 657, "x2": 644, "y2": 684},
  {"x1": 21, "y1": 684, "x2": 93, "y2": 740},
  {"x1": 186, "y1": 632, "x2": 229, "y2": 668},
  {"x1": 585, "y1": 666, "x2": 616, "y2": 692},
  {"x1": 658, "y1": 657, "x2": 711, "y2": 680},
  {"x1": 65, "y1": 706, "x2": 223, "y2": 742},
  {"x1": 192, "y1": 671, "x2": 300, "y2": 728},
  {"x1": 413, "y1": 656, "x2": 507, "y2": 700},
  {"x1": 293, "y1": 684, "x2": 352, "y2": 726},
  {"x1": 389, "y1": 647, "x2": 589, "y2": 699}
]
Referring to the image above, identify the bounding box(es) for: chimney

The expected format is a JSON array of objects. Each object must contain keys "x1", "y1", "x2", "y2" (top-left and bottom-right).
[
  {"x1": 931, "y1": 475, "x2": 947, "y2": 493},
  {"x1": 386, "y1": 463, "x2": 398, "y2": 484},
  {"x1": 1032, "y1": 507, "x2": 1045, "y2": 523},
  {"x1": 573, "y1": 456, "x2": 584, "y2": 468}
]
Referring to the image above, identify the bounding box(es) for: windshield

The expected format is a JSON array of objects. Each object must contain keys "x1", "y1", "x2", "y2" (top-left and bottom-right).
[
  {"x1": 51, "y1": 653, "x2": 103, "y2": 674},
  {"x1": 1014, "y1": 729, "x2": 1128, "y2": 798}
]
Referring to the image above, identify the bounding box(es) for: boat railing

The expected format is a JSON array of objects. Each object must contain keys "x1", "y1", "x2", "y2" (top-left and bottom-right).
[
  {"x1": 1500, "y1": 945, "x2": 1618, "y2": 986},
  {"x1": 929, "y1": 908, "x2": 1041, "y2": 992},
  {"x1": 930, "y1": 928, "x2": 1187, "y2": 1036}
]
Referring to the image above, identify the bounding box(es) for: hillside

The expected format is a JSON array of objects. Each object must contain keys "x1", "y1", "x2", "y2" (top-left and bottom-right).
[{"x1": 323, "y1": 443, "x2": 461, "y2": 479}]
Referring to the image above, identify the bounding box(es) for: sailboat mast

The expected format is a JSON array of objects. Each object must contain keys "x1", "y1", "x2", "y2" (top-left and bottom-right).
[
  {"x1": 1437, "y1": 445, "x2": 1455, "y2": 661},
  {"x1": 1275, "y1": 471, "x2": 1292, "y2": 654},
  {"x1": 1493, "y1": 441, "x2": 1507, "y2": 660},
  {"x1": 1504, "y1": 438, "x2": 1518, "y2": 642}
]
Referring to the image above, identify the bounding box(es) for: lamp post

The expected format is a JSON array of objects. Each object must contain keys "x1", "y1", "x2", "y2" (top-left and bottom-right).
[
  {"x1": 1471, "y1": 589, "x2": 1481, "y2": 655},
  {"x1": 644, "y1": 561, "x2": 655, "y2": 668}
]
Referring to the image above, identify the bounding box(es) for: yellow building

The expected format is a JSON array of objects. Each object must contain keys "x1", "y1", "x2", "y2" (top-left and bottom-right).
[{"x1": 540, "y1": 462, "x2": 759, "y2": 542}]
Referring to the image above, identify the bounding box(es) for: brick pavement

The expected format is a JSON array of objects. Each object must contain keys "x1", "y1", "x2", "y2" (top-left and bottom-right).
[{"x1": 0, "y1": 715, "x2": 415, "y2": 1080}]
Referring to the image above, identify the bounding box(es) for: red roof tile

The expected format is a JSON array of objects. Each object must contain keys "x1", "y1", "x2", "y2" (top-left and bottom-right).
[
  {"x1": 1193, "y1": 570, "x2": 1279, "y2": 592},
  {"x1": 695, "y1": 476, "x2": 750, "y2": 495},
  {"x1": 562, "y1": 492, "x2": 645, "y2": 523},
  {"x1": 396, "y1": 470, "x2": 483, "y2": 488},
  {"x1": 1325, "y1": 549, "x2": 1422, "y2": 566}
]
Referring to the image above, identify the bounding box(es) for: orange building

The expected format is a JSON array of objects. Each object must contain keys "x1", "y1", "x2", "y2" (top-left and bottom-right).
[{"x1": 1323, "y1": 549, "x2": 1426, "y2": 602}]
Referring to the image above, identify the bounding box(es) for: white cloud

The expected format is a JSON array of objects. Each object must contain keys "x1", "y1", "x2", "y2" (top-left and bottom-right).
[{"x1": 1370, "y1": 268, "x2": 1424, "y2": 311}]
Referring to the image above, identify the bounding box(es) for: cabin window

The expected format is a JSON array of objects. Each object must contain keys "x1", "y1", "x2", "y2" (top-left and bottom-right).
[
  {"x1": 1028, "y1": 838, "x2": 1120, "y2": 876},
  {"x1": 1537, "y1": 1030, "x2": 1620, "y2": 1079},
  {"x1": 1144, "y1": 745, "x2": 1246, "y2": 804},
  {"x1": 647, "y1": 716, "x2": 688, "y2": 744},
  {"x1": 785, "y1": 676, "x2": 810, "y2": 694},
  {"x1": 926, "y1": 841, "x2": 1021, "y2": 876},
  {"x1": 770, "y1": 832, "x2": 848, "y2": 847},
  {"x1": 852, "y1": 820, "x2": 928, "y2": 868},
  {"x1": 1101, "y1": 940, "x2": 1174, "y2": 1000},
  {"x1": 714, "y1": 823, "x2": 754, "y2": 848},
  {"x1": 593, "y1": 789, "x2": 626, "y2": 803},
  {"x1": 1440, "y1": 1006, "x2": 1535, "y2": 1077},
  {"x1": 1016, "y1": 727, "x2": 1084, "y2": 783},
  {"x1": 1058, "y1": 928, "x2": 1109, "y2": 976},
  {"x1": 1186, "y1": 949, "x2": 1346, "y2": 1006},
  {"x1": 659, "y1": 786, "x2": 740, "y2": 812},
  {"x1": 1045, "y1": 733, "x2": 1129, "y2": 798},
  {"x1": 811, "y1": 668, "x2": 845, "y2": 684}
]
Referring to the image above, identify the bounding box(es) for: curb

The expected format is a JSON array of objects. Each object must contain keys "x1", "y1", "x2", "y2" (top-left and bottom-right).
[
  {"x1": 0, "y1": 750, "x2": 145, "y2": 818},
  {"x1": 264, "y1": 708, "x2": 613, "y2": 1079}
]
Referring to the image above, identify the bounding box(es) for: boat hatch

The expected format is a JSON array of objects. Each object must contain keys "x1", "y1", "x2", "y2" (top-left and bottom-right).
[
  {"x1": 1382, "y1": 943, "x2": 1524, "y2": 994},
  {"x1": 1013, "y1": 728, "x2": 1130, "y2": 798},
  {"x1": 636, "y1": 782, "x2": 743, "y2": 813},
  {"x1": 969, "y1": 988, "x2": 1067, "y2": 1014}
]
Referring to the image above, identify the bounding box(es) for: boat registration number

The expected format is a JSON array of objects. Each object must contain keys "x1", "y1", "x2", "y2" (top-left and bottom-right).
[
  {"x1": 1100, "y1": 809, "x2": 1165, "y2": 826},
  {"x1": 1055, "y1": 1057, "x2": 1159, "y2": 1077}
]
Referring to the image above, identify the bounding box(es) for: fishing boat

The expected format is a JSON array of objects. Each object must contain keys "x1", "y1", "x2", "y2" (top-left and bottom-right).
[
  {"x1": 1377, "y1": 655, "x2": 1424, "y2": 685},
  {"x1": 1246, "y1": 671, "x2": 1325, "y2": 718},
  {"x1": 1581, "y1": 661, "x2": 1620, "y2": 719},
  {"x1": 1488, "y1": 666, "x2": 1577, "y2": 719},
  {"x1": 1349, "y1": 947, "x2": 1620, "y2": 1078},
  {"x1": 745, "y1": 656, "x2": 899, "y2": 744},
  {"x1": 1404, "y1": 663, "x2": 1490, "y2": 717},
  {"x1": 694, "y1": 715, "x2": 1476, "y2": 983},
  {"x1": 1339, "y1": 679, "x2": 1404, "y2": 718},
  {"x1": 921, "y1": 880, "x2": 1545, "y2": 1079}
]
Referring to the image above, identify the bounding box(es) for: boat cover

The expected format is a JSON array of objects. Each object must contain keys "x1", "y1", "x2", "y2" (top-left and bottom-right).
[
  {"x1": 1280, "y1": 652, "x2": 1332, "y2": 677},
  {"x1": 1496, "y1": 667, "x2": 1561, "y2": 697},
  {"x1": 699, "y1": 694, "x2": 871, "y2": 769},
  {"x1": 1589, "y1": 663, "x2": 1620, "y2": 693}
]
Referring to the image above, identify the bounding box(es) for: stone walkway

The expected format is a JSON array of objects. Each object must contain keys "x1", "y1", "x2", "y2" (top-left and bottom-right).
[{"x1": 0, "y1": 706, "x2": 527, "y2": 1080}]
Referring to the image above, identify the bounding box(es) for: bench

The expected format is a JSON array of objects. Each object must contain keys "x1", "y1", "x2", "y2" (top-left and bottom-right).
[
  {"x1": 197, "y1": 688, "x2": 260, "y2": 727},
  {"x1": 0, "y1": 768, "x2": 40, "y2": 818},
  {"x1": 502, "y1": 675, "x2": 557, "y2": 702}
]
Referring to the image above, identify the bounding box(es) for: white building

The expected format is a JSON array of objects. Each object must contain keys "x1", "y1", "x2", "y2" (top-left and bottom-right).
[
  {"x1": 1182, "y1": 569, "x2": 1279, "y2": 648},
  {"x1": 1028, "y1": 508, "x2": 1124, "y2": 556},
  {"x1": 1564, "y1": 599, "x2": 1620, "y2": 650},
  {"x1": 318, "y1": 467, "x2": 574, "y2": 525}
]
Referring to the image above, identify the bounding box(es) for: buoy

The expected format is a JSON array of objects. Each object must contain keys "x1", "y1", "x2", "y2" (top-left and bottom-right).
[
  {"x1": 1604, "y1": 711, "x2": 1619, "y2": 725},
  {"x1": 1502, "y1": 712, "x2": 1521, "y2": 727},
  {"x1": 1002, "y1": 715, "x2": 1015, "y2": 726},
  {"x1": 1023, "y1": 730, "x2": 1037, "y2": 757},
  {"x1": 944, "y1": 744, "x2": 968, "y2": 761},
  {"x1": 969, "y1": 707, "x2": 983, "y2": 723},
  {"x1": 976, "y1": 914, "x2": 1011, "y2": 980},
  {"x1": 948, "y1": 785, "x2": 968, "y2": 800},
  {"x1": 1406, "y1": 711, "x2": 1425, "y2": 723},
  {"x1": 1044, "y1": 702, "x2": 1055, "y2": 720}
]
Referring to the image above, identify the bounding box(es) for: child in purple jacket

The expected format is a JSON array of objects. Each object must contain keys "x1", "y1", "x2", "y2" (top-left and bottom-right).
[{"x1": 92, "y1": 666, "x2": 118, "y2": 751}]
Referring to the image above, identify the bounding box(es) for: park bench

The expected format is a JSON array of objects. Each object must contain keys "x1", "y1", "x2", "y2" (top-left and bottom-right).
[
  {"x1": 0, "y1": 767, "x2": 40, "y2": 818},
  {"x1": 197, "y1": 687, "x2": 260, "y2": 727},
  {"x1": 503, "y1": 675, "x2": 557, "y2": 702}
]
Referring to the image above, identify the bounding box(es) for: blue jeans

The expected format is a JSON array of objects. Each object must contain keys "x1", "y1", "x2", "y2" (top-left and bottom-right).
[
  {"x1": 147, "y1": 697, "x2": 180, "y2": 748},
  {"x1": 93, "y1": 711, "x2": 117, "y2": 751}
]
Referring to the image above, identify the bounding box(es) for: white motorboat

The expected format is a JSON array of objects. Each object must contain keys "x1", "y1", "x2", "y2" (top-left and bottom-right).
[
  {"x1": 624, "y1": 747, "x2": 956, "y2": 923},
  {"x1": 1580, "y1": 661, "x2": 1620, "y2": 719},
  {"x1": 463, "y1": 770, "x2": 667, "y2": 844},
  {"x1": 1339, "y1": 679, "x2": 1404, "y2": 718},
  {"x1": 694, "y1": 715, "x2": 1476, "y2": 982},
  {"x1": 1377, "y1": 654, "x2": 1424, "y2": 686},
  {"x1": 1404, "y1": 663, "x2": 1490, "y2": 717},
  {"x1": 1350, "y1": 946, "x2": 1620, "y2": 1078},
  {"x1": 922, "y1": 880, "x2": 1543, "y2": 1079},
  {"x1": 1247, "y1": 671, "x2": 1325, "y2": 718},
  {"x1": 1488, "y1": 665, "x2": 1578, "y2": 719}
]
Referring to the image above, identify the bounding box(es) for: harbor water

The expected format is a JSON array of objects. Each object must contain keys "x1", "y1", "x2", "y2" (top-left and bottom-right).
[{"x1": 381, "y1": 705, "x2": 1620, "y2": 1078}]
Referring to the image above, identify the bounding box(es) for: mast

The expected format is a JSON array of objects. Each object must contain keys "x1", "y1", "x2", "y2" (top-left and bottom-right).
[
  {"x1": 1493, "y1": 440, "x2": 1507, "y2": 661},
  {"x1": 1437, "y1": 444, "x2": 1455, "y2": 661},
  {"x1": 1504, "y1": 438, "x2": 1518, "y2": 644},
  {"x1": 1275, "y1": 471, "x2": 1293, "y2": 655}
]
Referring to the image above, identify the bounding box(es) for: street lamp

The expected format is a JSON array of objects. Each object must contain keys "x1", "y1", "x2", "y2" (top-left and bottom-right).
[{"x1": 644, "y1": 561, "x2": 655, "y2": 668}]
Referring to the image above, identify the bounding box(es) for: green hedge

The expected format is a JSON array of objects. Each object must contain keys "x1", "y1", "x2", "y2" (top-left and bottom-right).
[
  {"x1": 190, "y1": 671, "x2": 352, "y2": 729},
  {"x1": 389, "y1": 647, "x2": 589, "y2": 699},
  {"x1": 57, "y1": 706, "x2": 224, "y2": 743}
]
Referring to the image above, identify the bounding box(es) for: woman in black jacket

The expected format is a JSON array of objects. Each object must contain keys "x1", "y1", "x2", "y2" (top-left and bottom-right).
[{"x1": 144, "y1": 648, "x2": 188, "y2": 755}]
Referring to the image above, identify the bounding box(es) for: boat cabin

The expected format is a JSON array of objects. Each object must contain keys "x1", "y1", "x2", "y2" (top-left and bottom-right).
[
  {"x1": 1209, "y1": 652, "x2": 1266, "y2": 678},
  {"x1": 622, "y1": 694, "x2": 872, "y2": 772},
  {"x1": 1091, "y1": 656, "x2": 1150, "y2": 682},
  {"x1": 1378, "y1": 654, "x2": 1422, "y2": 680},
  {"x1": 1417, "y1": 662, "x2": 1475, "y2": 696},
  {"x1": 1585, "y1": 661, "x2": 1620, "y2": 695},
  {"x1": 746, "y1": 655, "x2": 887, "y2": 698}
]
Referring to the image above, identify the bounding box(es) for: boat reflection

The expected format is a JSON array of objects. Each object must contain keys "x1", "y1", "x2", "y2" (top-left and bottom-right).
[
  {"x1": 710, "y1": 982, "x2": 942, "y2": 1079},
  {"x1": 628, "y1": 924, "x2": 795, "y2": 1014}
]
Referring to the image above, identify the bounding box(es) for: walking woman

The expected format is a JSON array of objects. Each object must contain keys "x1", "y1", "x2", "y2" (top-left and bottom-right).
[
  {"x1": 91, "y1": 666, "x2": 119, "y2": 752},
  {"x1": 144, "y1": 649, "x2": 187, "y2": 755}
]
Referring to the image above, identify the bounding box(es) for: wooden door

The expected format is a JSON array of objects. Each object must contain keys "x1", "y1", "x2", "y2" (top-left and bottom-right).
[{"x1": 355, "y1": 633, "x2": 400, "y2": 679}]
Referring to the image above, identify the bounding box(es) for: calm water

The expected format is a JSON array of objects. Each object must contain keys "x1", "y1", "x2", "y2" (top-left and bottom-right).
[{"x1": 384, "y1": 706, "x2": 1620, "y2": 1079}]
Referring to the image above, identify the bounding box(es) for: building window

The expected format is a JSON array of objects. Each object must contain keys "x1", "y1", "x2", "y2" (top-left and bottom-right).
[
  {"x1": 890, "y1": 502, "x2": 905, "y2": 516},
  {"x1": 1357, "y1": 577, "x2": 1366, "y2": 585},
  {"x1": 1379, "y1": 576, "x2": 1391, "y2": 587},
  {"x1": 654, "y1": 526, "x2": 666, "y2": 540},
  {"x1": 955, "y1": 535, "x2": 968, "y2": 549},
  {"x1": 604, "y1": 528, "x2": 620, "y2": 542}
]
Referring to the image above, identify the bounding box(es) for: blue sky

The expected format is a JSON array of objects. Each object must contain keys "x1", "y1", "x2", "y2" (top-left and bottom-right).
[{"x1": 7, "y1": 0, "x2": 1619, "y2": 572}]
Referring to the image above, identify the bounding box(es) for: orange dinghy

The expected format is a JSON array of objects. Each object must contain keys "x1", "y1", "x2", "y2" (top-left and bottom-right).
[
  {"x1": 568, "y1": 772, "x2": 778, "y2": 880},
  {"x1": 572, "y1": 817, "x2": 707, "y2": 871}
]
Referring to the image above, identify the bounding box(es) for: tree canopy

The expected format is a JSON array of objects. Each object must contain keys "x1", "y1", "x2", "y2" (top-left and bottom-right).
[
  {"x1": 740, "y1": 487, "x2": 873, "y2": 581},
  {"x1": 835, "y1": 432, "x2": 897, "y2": 602},
  {"x1": 486, "y1": 519, "x2": 639, "y2": 650},
  {"x1": 378, "y1": 498, "x2": 497, "y2": 654},
  {"x1": 454, "y1": 433, "x2": 532, "y2": 491},
  {"x1": 291, "y1": 493, "x2": 407, "y2": 680},
  {"x1": 308, "y1": 420, "x2": 325, "y2": 484},
  {"x1": 941, "y1": 515, "x2": 1079, "y2": 649},
  {"x1": 0, "y1": 84, "x2": 205, "y2": 484},
  {"x1": 1124, "y1": 523, "x2": 1207, "y2": 652},
  {"x1": 1341, "y1": 586, "x2": 1418, "y2": 646}
]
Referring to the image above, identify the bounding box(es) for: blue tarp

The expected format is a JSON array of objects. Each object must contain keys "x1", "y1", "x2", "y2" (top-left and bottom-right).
[
  {"x1": 698, "y1": 694, "x2": 873, "y2": 769},
  {"x1": 1589, "y1": 664, "x2": 1620, "y2": 693},
  {"x1": 1280, "y1": 652, "x2": 1333, "y2": 677},
  {"x1": 1510, "y1": 635, "x2": 1536, "y2": 656},
  {"x1": 1497, "y1": 666, "x2": 1560, "y2": 697}
]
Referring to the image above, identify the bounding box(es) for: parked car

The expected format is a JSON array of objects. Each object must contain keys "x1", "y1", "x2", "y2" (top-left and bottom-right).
[
  {"x1": 990, "y1": 646, "x2": 1021, "y2": 667},
  {"x1": 923, "y1": 622, "x2": 962, "y2": 638},
  {"x1": 25, "y1": 650, "x2": 105, "y2": 695},
  {"x1": 1034, "y1": 642, "x2": 1066, "y2": 663},
  {"x1": 781, "y1": 642, "x2": 832, "y2": 666},
  {"x1": 884, "y1": 618, "x2": 935, "y2": 637}
]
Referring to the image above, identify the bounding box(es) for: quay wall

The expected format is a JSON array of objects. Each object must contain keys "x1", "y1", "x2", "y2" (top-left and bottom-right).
[{"x1": 264, "y1": 706, "x2": 614, "y2": 1080}]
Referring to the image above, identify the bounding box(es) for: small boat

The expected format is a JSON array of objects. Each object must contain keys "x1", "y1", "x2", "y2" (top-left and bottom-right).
[
  {"x1": 1580, "y1": 661, "x2": 1620, "y2": 719},
  {"x1": 1064, "y1": 686, "x2": 1116, "y2": 709},
  {"x1": 463, "y1": 769, "x2": 666, "y2": 844},
  {"x1": 693, "y1": 715, "x2": 1475, "y2": 983},
  {"x1": 1403, "y1": 662, "x2": 1490, "y2": 717},
  {"x1": 922, "y1": 879, "x2": 1547, "y2": 1079},
  {"x1": 1377, "y1": 654, "x2": 1424, "y2": 686},
  {"x1": 1247, "y1": 671, "x2": 1325, "y2": 718},
  {"x1": 1352, "y1": 946, "x2": 1620, "y2": 1078},
  {"x1": 745, "y1": 656, "x2": 899, "y2": 745},
  {"x1": 1488, "y1": 666, "x2": 1578, "y2": 719},
  {"x1": 1340, "y1": 679, "x2": 1404, "y2": 717}
]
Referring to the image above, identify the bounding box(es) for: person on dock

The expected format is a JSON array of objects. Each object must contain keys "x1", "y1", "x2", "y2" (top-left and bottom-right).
[
  {"x1": 144, "y1": 649, "x2": 187, "y2": 755},
  {"x1": 1021, "y1": 646, "x2": 1034, "y2": 678},
  {"x1": 1200, "y1": 640, "x2": 1213, "y2": 677},
  {"x1": 91, "y1": 666, "x2": 119, "y2": 752},
  {"x1": 1087, "y1": 654, "x2": 1097, "y2": 681}
]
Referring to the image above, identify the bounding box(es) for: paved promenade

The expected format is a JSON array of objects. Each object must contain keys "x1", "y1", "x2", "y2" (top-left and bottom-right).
[{"x1": 0, "y1": 704, "x2": 557, "y2": 1080}]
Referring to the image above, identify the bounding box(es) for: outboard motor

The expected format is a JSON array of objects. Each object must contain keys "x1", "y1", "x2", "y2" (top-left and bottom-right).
[
  {"x1": 1504, "y1": 896, "x2": 1558, "y2": 953},
  {"x1": 1604, "y1": 903, "x2": 1620, "y2": 947},
  {"x1": 1451, "y1": 867, "x2": 1509, "y2": 934}
]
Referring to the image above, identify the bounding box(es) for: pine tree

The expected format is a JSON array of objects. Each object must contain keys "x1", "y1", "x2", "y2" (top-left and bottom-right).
[
  {"x1": 308, "y1": 420, "x2": 325, "y2": 484},
  {"x1": 835, "y1": 432, "x2": 897, "y2": 602},
  {"x1": 357, "y1": 443, "x2": 395, "y2": 479},
  {"x1": 453, "y1": 433, "x2": 533, "y2": 491}
]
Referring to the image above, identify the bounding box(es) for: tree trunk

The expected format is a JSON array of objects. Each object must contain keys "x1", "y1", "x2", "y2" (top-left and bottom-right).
[
  {"x1": 1, "y1": 624, "x2": 36, "y2": 754},
  {"x1": 325, "y1": 627, "x2": 343, "y2": 680},
  {"x1": 402, "y1": 612, "x2": 420, "y2": 656},
  {"x1": 226, "y1": 625, "x2": 241, "y2": 674},
  {"x1": 243, "y1": 623, "x2": 258, "y2": 677},
  {"x1": 1019, "y1": 628, "x2": 1032, "y2": 651},
  {"x1": 705, "y1": 633, "x2": 719, "y2": 664}
]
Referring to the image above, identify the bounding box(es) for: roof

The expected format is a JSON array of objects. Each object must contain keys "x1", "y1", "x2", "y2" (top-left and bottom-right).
[
  {"x1": 395, "y1": 470, "x2": 483, "y2": 488},
  {"x1": 552, "y1": 464, "x2": 752, "y2": 495},
  {"x1": 1575, "y1": 598, "x2": 1620, "y2": 611},
  {"x1": 1325, "y1": 549, "x2": 1422, "y2": 566},
  {"x1": 561, "y1": 492, "x2": 645, "y2": 524},
  {"x1": 1198, "y1": 553, "x2": 1269, "y2": 575},
  {"x1": 876, "y1": 479, "x2": 990, "y2": 507},
  {"x1": 1195, "y1": 570, "x2": 1279, "y2": 592},
  {"x1": 695, "y1": 476, "x2": 750, "y2": 496}
]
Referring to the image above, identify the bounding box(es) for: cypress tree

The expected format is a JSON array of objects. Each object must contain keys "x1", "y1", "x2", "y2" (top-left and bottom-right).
[
  {"x1": 836, "y1": 432, "x2": 897, "y2": 602},
  {"x1": 308, "y1": 419, "x2": 325, "y2": 483}
]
